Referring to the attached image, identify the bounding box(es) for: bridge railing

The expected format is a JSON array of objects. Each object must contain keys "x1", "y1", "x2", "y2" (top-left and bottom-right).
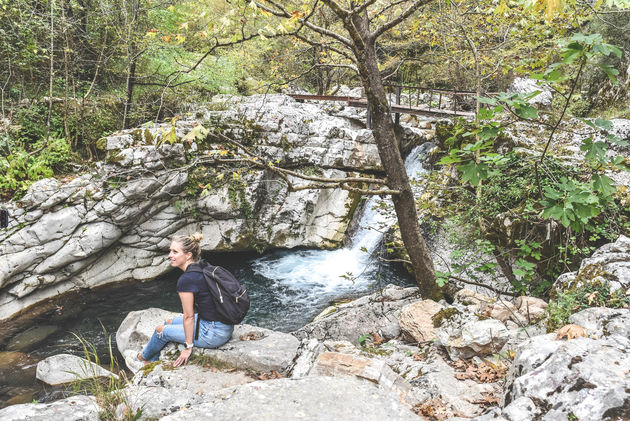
[{"x1": 383, "y1": 83, "x2": 483, "y2": 122}]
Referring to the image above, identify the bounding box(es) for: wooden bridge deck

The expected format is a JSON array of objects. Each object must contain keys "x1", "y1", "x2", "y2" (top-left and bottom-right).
[{"x1": 288, "y1": 93, "x2": 476, "y2": 119}]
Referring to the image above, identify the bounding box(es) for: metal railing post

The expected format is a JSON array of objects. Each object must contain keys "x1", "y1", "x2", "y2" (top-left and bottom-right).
[{"x1": 395, "y1": 86, "x2": 401, "y2": 126}]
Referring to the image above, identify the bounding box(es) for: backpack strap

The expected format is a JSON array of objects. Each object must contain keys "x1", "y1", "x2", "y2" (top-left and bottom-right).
[{"x1": 185, "y1": 262, "x2": 205, "y2": 341}]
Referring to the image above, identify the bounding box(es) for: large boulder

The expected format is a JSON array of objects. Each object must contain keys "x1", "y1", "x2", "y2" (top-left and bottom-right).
[
  {"x1": 436, "y1": 315, "x2": 510, "y2": 360},
  {"x1": 116, "y1": 308, "x2": 300, "y2": 374},
  {"x1": 499, "y1": 334, "x2": 630, "y2": 421},
  {"x1": 36, "y1": 354, "x2": 119, "y2": 386},
  {"x1": 293, "y1": 284, "x2": 422, "y2": 345},
  {"x1": 156, "y1": 376, "x2": 420, "y2": 421}
]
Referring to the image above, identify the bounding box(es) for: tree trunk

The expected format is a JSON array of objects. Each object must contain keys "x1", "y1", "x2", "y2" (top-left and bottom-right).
[
  {"x1": 350, "y1": 13, "x2": 441, "y2": 300},
  {"x1": 122, "y1": 58, "x2": 137, "y2": 130}
]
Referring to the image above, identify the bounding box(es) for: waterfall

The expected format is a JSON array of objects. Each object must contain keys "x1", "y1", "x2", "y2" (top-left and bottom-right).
[{"x1": 249, "y1": 143, "x2": 431, "y2": 306}]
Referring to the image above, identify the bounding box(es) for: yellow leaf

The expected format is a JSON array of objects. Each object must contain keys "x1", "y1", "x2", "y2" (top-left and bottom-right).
[
  {"x1": 586, "y1": 291, "x2": 598, "y2": 305},
  {"x1": 180, "y1": 22, "x2": 188, "y2": 30},
  {"x1": 219, "y1": 150, "x2": 229, "y2": 156}
]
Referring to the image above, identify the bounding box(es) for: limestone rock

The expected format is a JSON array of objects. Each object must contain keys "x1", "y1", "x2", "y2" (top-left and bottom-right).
[
  {"x1": 436, "y1": 318, "x2": 510, "y2": 360},
  {"x1": 568, "y1": 307, "x2": 630, "y2": 339},
  {"x1": 481, "y1": 301, "x2": 522, "y2": 324},
  {"x1": 552, "y1": 235, "x2": 630, "y2": 296},
  {"x1": 117, "y1": 309, "x2": 299, "y2": 374},
  {"x1": 119, "y1": 364, "x2": 253, "y2": 420},
  {"x1": 508, "y1": 77, "x2": 553, "y2": 106},
  {"x1": 36, "y1": 354, "x2": 119, "y2": 385},
  {"x1": 193, "y1": 324, "x2": 300, "y2": 374},
  {"x1": 294, "y1": 284, "x2": 421, "y2": 345},
  {"x1": 514, "y1": 296, "x2": 547, "y2": 323},
  {"x1": 501, "y1": 334, "x2": 630, "y2": 421},
  {"x1": 409, "y1": 349, "x2": 499, "y2": 418},
  {"x1": 454, "y1": 289, "x2": 494, "y2": 307},
  {"x1": 116, "y1": 308, "x2": 179, "y2": 361},
  {"x1": 398, "y1": 299, "x2": 444, "y2": 342},
  {"x1": 313, "y1": 351, "x2": 411, "y2": 402},
  {"x1": 157, "y1": 376, "x2": 420, "y2": 421},
  {"x1": 0, "y1": 395, "x2": 100, "y2": 421}
]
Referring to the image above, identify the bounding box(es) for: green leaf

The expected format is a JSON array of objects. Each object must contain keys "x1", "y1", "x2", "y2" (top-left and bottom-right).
[
  {"x1": 515, "y1": 104, "x2": 538, "y2": 119},
  {"x1": 592, "y1": 174, "x2": 616, "y2": 197},
  {"x1": 594, "y1": 117, "x2": 613, "y2": 130},
  {"x1": 477, "y1": 96, "x2": 497, "y2": 105},
  {"x1": 598, "y1": 63, "x2": 619, "y2": 85}
]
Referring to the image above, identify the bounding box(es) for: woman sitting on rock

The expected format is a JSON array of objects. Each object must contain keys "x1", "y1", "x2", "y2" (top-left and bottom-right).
[{"x1": 135, "y1": 233, "x2": 234, "y2": 367}]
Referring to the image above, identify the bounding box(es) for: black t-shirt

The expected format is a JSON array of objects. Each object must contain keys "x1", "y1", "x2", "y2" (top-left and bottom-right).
[{"x1": 176, "y1": 270, "x2": 220, "y2": 322}]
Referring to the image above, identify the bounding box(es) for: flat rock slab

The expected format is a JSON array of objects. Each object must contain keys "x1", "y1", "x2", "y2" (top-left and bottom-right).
[
  {"x1": 158, "y1": 376, "x2": 420, "y2": 421},
  {"x1": 36, "y1": 353, "x2": 119, "y2": 385},
  {"x1": 117, "y1": 309, "x2": 299, "y2": 373},
  {"x1": 6, "y1": 325, "x2": 59, "y2": 352},
  {"x1": 194, "y1": 324, "x2": 300, "y2": 373},
  {"x1": 120, "y1": 365, "x2": 254, "y2": 420},
  {"x1": 133, "y1": 364, "x2": 254, "y2": 391},
  {"x1": 0, "y1": 395, "x2": 100, "y2": 421}
]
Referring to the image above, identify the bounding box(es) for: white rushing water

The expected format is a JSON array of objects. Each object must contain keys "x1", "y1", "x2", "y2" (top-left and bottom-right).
[{"x1": 251, "y1": 143, "x2": 431, "y2": 302}]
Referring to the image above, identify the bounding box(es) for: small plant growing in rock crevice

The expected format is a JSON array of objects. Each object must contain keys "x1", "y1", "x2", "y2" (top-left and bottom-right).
[{"x1": 546, "y1": 283, "x2": 630, "y2": 332}]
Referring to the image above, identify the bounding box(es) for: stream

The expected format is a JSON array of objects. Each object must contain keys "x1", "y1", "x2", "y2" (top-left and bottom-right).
[{"x1": 0, "y1": 144, "x2": 431, "y2": 408}]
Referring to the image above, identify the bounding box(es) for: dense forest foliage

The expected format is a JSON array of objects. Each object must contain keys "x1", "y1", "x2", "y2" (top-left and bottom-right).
[{"x1": 1, "y1": 0, "x2": 629, "y2": 298}]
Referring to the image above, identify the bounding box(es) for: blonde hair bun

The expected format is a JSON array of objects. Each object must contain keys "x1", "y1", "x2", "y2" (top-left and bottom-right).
[{"x1": 190, "y1": 232, "x2": 203, "y2": 243}]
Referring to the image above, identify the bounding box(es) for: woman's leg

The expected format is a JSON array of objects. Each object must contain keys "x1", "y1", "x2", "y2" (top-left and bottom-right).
[
  {"x1": 140, "y1": 314, "x2": 197, "y2": 362},
  {"x1": 195, "y1": 320, "x2": 234, "y2": 349}
]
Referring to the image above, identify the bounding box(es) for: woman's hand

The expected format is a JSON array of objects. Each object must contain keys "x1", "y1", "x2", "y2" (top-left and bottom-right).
[{"x1": 173, "y1": 347, "x2": 192, "y2": 367}]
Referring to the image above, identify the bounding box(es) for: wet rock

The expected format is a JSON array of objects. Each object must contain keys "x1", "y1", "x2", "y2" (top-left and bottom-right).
[
  {"x1": 294, "y1": 284, "x2": 421, "y2": 345},
  {"x1": 0, "y1": 395, "x2": 100, "y2": 421},
  {"x1": 157, "y1": 376, "x2": 420, "y2": 421},
  {"x1": 0, "y1": 351, "x2": 38, "y2": 387},
  {"x1": 398, "y1": 299, "x2": 444, "y2": 343},
  {"x1": 6, "y1": 325, "x2": 59, "y2": 352},
  {"x1": 36, "y1": 354, "x2": 119, "y2": 386}
]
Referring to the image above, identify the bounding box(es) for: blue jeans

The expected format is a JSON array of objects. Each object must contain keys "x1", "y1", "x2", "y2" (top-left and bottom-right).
[{"x1": 141, "y1": 314, "x2": 234, "y2": 362}]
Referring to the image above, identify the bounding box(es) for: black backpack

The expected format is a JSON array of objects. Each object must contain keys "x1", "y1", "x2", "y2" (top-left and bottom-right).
[{"x1": 187, "y1": 259, "x2": 250, "y2": 330}]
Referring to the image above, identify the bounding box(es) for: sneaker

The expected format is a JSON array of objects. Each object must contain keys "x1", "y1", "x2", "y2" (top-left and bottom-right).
[{"x1": 123, "y1": 349, "x2": 145, "y2": 373}]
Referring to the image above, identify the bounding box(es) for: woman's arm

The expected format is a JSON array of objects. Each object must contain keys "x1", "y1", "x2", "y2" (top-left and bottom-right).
[{"x1": 174, "y1": 291, "x2": 195, "y2": 367}]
